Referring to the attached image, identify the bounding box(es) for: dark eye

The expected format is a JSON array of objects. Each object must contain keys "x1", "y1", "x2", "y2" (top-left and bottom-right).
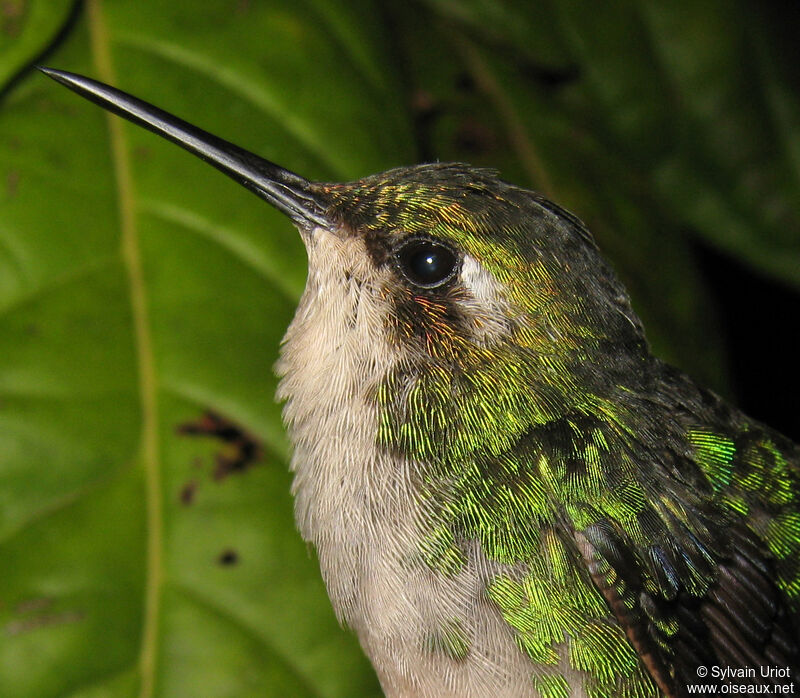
[{"x1": 395, "y1": 238, "x2": 459, "y2": 288}]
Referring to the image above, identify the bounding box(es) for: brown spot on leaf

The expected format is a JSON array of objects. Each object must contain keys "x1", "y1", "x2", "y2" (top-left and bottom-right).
[
  {"x1": 218, "y1": 548, "x2": 239, "y2": 566},
  {"x1": 6, "y1": 170, "x2": 19, "y2": 197},
  {"x1": 5, "y1": 611, "x2": 84, "y2": 636},
  {"x1": 5, "y1": 597, "x2": 84, "y2": 636},
  {"x1": 14, "y1": 597, "x2": 51, "y2": 614},
  {"x1": 179, "y1": 480, "x2": 198, "y2": 506},
  {"x1": 1, "y1": 0, "x2": 25, "y2": 38},
  {"x1": 177, "y1": 410, "x2": 263, "y2": 481},
  {"x1": 132, "y1": 144, "x2": 152, "y2": 162}
]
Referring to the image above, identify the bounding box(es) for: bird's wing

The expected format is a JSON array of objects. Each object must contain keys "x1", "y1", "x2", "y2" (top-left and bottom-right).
[
  {"x1": 578, "y1": 517, "x2": 798, "y2": 696},
  {"x1": 576, "y1": 422, "x2": 800, "y2": 697}
]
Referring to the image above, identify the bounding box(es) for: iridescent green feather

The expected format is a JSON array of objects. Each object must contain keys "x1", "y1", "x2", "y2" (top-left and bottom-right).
[{"x1": 319, "y1": 165, "x2": 800, "y2": 696}]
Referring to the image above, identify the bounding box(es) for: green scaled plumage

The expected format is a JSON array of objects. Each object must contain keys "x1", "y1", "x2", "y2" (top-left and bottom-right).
[
  {"x1": 43, "y1": 69, "x2": 799, "y2": 698},
  {"x1": 319, "y1": 165, "x2": 800, "y2": 696}
]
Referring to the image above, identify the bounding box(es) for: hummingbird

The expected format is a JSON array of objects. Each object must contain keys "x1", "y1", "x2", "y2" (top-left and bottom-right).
[{"x1": 41, "y1": 67, "x2": 800, "y2": 698}]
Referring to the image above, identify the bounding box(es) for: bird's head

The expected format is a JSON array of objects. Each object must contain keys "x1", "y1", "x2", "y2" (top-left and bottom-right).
[{"x1": 42, "y1": 69, "x2": 651, "y2": 466}]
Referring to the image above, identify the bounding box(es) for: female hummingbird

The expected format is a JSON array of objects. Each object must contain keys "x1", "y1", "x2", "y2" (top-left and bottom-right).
[{"x1": 41, "y1": 67, "x2": 799, "y2": 698}]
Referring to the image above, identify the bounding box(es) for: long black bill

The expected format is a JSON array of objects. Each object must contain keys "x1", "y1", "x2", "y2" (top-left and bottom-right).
[{"x1": 38, "y1": 67, "x2": 329, "y2": 229}]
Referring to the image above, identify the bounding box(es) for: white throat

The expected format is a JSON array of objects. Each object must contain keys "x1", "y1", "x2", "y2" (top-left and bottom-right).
[{"x1": 274, "y1": 228, "x2": 539, "y2": 697}]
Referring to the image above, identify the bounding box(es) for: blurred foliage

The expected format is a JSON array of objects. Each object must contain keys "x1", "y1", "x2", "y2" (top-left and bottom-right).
[{"x1": 0, "y1": 0, "x2": 798, "y2": 696}]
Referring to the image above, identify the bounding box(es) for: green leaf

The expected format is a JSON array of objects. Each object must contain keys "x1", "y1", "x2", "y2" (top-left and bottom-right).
[
  {"x1": 0, "y1": 0, "x2": 79, "y2": 91},
  {"x1": 1, "y1": 0, "x2": 410, "y2": 695}
]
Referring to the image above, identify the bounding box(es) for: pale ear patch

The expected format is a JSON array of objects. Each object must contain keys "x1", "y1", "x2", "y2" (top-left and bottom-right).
[
  {"x1": 459, "y1": 255, "x2": 518, "y2": 344},
  {"x1": 460, "y1": 255, "x2": 498, "y2": 300}
]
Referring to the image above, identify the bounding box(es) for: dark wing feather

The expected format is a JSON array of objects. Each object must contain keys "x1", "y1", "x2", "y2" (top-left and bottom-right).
[
  {"x1": 579, "y1": 519, "x2": 799, "y2": 697},
  {"x1": 574, "y1": 383, "x2": 800, "y2": 698}
]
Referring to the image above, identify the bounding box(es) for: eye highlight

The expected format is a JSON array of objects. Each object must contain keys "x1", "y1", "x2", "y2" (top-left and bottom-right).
[{"x1": 394, "y1": 237, "x2": 460, "y2": 289}]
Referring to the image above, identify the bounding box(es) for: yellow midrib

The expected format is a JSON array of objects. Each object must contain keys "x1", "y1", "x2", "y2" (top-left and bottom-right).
[{"x1": 87, "y1": 2, "x2": 163, "y2": 697}]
